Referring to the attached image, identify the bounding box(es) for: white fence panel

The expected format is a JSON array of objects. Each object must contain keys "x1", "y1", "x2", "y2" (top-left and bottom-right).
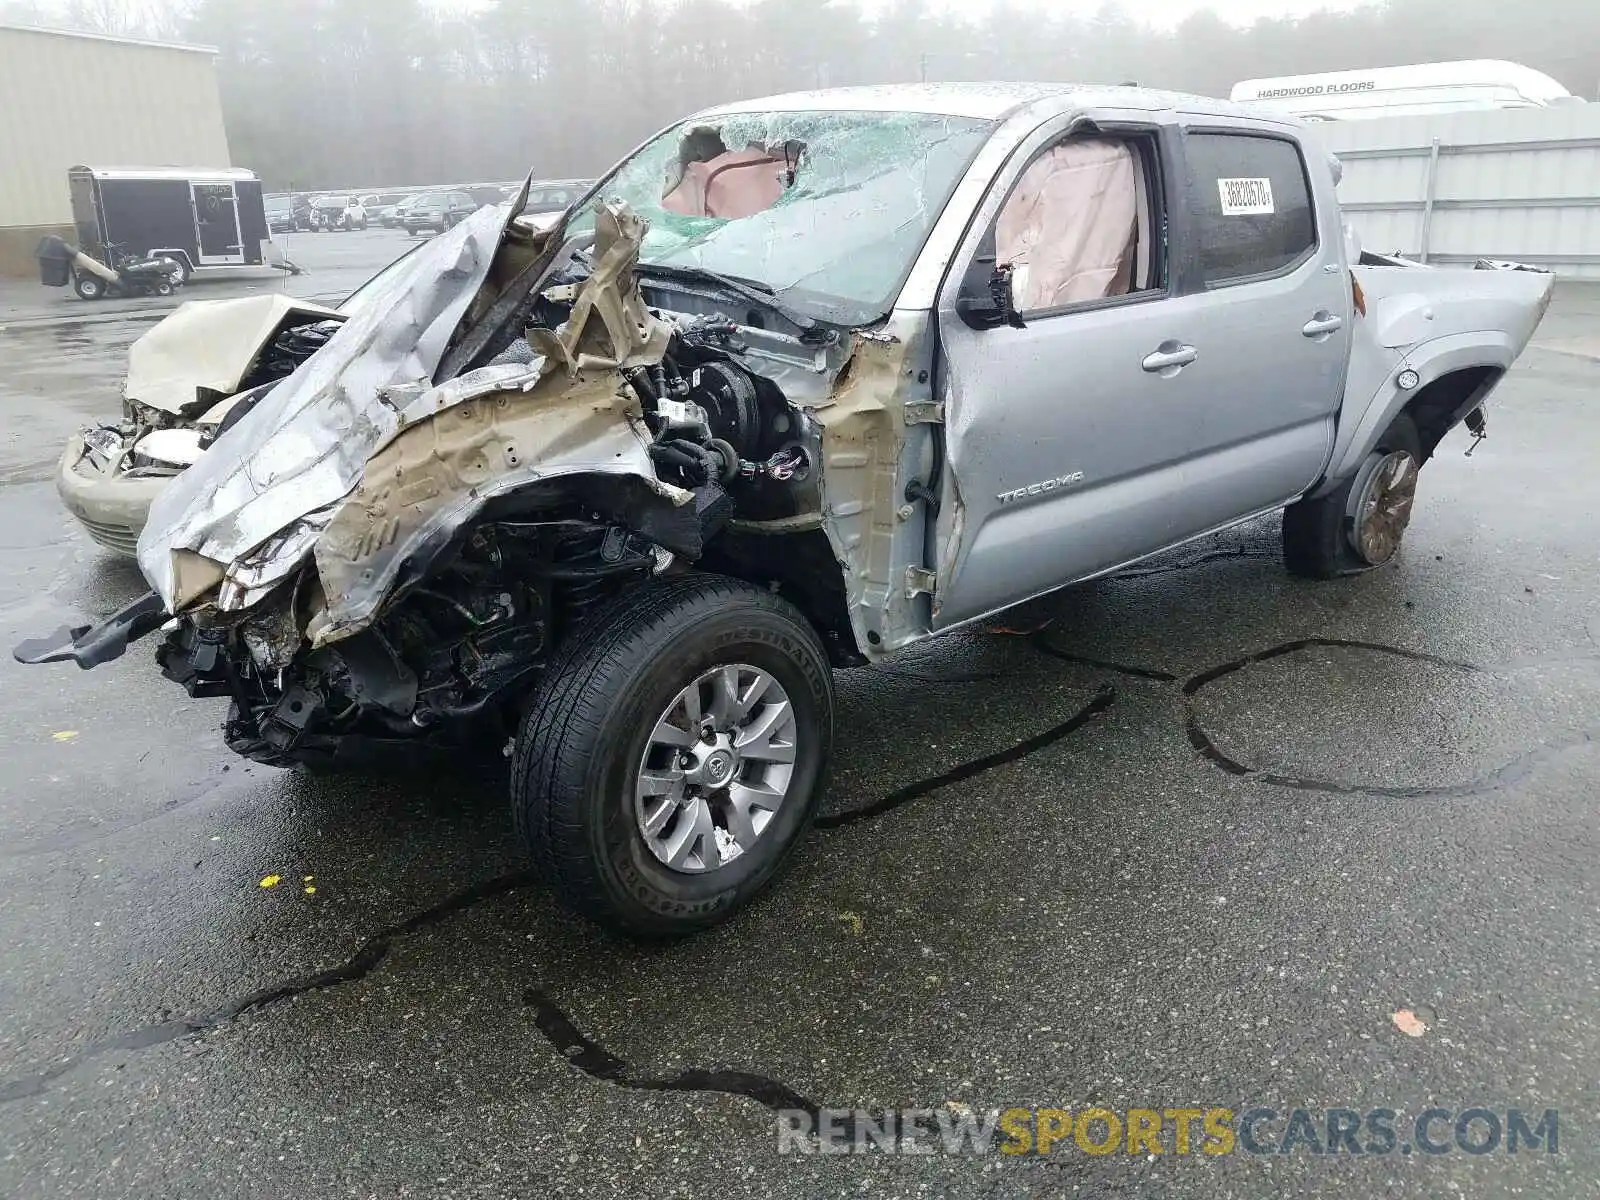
[{"x1": 1316, "y1": 104, "x2": 1600, "y2": 277}]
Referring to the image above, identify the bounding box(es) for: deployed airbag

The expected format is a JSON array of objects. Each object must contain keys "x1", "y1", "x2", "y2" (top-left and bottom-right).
[
  {"x1": 996, "y1": 138, "x2": 1137, "y2": 311},
  {"x1": 662, "y1": 148, "x2": 791, "y2": 220}
]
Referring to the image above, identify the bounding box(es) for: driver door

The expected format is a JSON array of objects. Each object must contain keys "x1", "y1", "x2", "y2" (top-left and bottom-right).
[
  {"x1": 931, "y1": 113, "x2": 1205, "y2": 630},
  {"x1": 929, "y1": 112, "x2": 1349, "y2": 631}
]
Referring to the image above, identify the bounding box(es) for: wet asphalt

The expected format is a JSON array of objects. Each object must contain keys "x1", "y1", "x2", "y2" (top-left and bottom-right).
[{"x1": 0, "y1": 236, "x2": 1597, "y2": 1197}]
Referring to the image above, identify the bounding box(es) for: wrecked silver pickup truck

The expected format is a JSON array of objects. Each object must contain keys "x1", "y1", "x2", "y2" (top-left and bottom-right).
[{"x1": 17, "y1": 85, "x2": 1552, "y2": 935}]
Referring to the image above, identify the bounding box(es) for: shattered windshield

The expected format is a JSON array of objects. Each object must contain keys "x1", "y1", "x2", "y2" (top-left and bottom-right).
[{"x1": 567, "y1": 110, "x2": 993, "y2": 325}]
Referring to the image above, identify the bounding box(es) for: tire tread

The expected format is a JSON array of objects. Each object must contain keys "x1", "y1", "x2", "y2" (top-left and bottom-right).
[{"x1": 511, "y1": 573, "x2": 828, "y2": 932}]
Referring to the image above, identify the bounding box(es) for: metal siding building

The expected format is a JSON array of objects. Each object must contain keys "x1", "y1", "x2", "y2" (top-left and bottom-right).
[
  {"x1": 1319, "y1": 104, "x2": 1600, "y2": 277},
  {"x1": 0, "y1": 24, "x2": 231, "y2": 276}
]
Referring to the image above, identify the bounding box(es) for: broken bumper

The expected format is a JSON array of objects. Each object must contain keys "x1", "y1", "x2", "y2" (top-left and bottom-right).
[
  {"x1": 55, "y1": 433, "x2": 170, "y2": 557},
  {"x1": 12, "y1": 590, "x2": 168, "y2": 669}
]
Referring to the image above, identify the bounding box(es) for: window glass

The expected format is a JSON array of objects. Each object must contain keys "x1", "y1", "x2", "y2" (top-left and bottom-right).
[
  {"x1": 564, "y1": 110, "x2": 994, "y2": 325},
  {"x1": 996, "y1": 137, "x2": 1144, "y2": 312},
  {"x1": 1185, "y1": 133, "x2": 1314, "y2": 285}
]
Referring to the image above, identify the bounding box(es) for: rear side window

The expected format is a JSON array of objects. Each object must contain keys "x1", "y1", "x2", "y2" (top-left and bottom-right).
[{"x1": 1185, "y1": 133, "x2": 1315, "y2": 286}]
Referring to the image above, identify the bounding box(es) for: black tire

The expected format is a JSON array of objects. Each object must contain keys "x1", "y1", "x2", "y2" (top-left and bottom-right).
[
  {"x1": 512, "y1": 574, "x2": 834, "y2": 938},
  {"x1": 73, "y1": 271, "x2": 106, "y2": 300},
  {"x1": 1283, "y1": 412, "x2": 1423, "y2": 579}
]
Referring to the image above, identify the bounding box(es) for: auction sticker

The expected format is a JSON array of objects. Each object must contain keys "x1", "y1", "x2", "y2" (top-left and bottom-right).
[{"x1": 1218, "y1": 177, "x2": 1275, "y2": 215}]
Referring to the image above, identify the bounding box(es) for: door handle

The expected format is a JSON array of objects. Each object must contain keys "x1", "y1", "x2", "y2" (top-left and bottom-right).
[
  {"x1": 1141, "y1": 343, "x2": 1198, "y2": 375},
  {"x1": 1302, "y1": 313, "x2": 1344, "y2": 338}
]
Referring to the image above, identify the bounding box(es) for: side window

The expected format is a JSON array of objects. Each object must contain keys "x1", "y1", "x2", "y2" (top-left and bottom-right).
[
  {"x1": 1185, "y1": 132, "x2": 1315, "y2": 286},
  {"x1": 994, "y1": 134, "x2": 1162, "y2": 316}
]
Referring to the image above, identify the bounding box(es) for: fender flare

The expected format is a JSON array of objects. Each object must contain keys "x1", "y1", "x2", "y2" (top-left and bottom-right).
[{"x1": 1310, "y1": 331, "x2": 1516, "y2": 497}]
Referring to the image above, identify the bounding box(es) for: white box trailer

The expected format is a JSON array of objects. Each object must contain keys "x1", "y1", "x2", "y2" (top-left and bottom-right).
[{"x1": 1230, "y1": 60, "x2": 1577, "y2": 122}]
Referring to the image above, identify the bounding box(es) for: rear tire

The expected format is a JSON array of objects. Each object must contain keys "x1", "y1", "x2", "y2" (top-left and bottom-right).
[
  {"x1": 512, "y1": 574, "x2": 833, "y2": 938},
  {"x1": 1283, "y1": 413, "x2": 1423, "y2": 579},
  {"x1": 72, "y1": 272, "x2": 106, "y2": 300}
]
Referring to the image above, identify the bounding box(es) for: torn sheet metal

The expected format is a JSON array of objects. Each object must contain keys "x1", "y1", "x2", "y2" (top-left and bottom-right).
[
  {"x1": 309, "y1": 206, "x2": 684, "y2": 642},
  {"x1": 529, "y1": 203, "x2": 672, "y2": 374},
  {"x1": 806, "y1": 311, "x2": 934, "y2": 656},
  {"x1": 136, "y1": 203, "x2": 515, "y2": 613},
  {"x1": 310, "y1": 383, "x2": 675, "y2": 645}
]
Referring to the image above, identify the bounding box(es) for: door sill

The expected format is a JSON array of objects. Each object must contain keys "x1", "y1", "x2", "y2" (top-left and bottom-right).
[{"x1": 925, "y1": 498, "x2": 1294, "y2": 642}]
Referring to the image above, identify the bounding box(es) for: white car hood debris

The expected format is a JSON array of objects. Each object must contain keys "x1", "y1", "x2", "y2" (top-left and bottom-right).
[
  {"x1": 136, "y1": 202, "x2": 516, "y2": 611},
  {"x1": 125, "y1": 295, "x2": 343, "y2": 416}
]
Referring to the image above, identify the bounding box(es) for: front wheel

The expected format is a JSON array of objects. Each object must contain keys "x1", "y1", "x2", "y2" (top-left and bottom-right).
[
  {"x1": 72, "y1": 271, "x2": 106, "y2": 300},
  {"x1": 1283, "y1": 413, "x2": 1423, "y2": 579},
  {"x1": 512, "y1": 575, "x2": 834, "y2": 938}
]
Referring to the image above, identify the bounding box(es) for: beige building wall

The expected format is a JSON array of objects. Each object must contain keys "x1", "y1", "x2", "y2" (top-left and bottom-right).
[{"x1": 0, "y1": 24, "x2": 231, "y2": 275}]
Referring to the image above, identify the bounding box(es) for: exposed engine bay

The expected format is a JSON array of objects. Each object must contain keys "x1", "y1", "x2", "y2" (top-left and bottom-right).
[{"x1": 139, "y1": 201, "x2": 867, "y2": 769}]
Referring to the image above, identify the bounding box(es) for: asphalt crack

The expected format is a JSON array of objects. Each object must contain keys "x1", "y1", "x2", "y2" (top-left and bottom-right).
[
  {"x1": 0, "y1": 682, "x2": 1120, "y2": 1105},
  {"x1": 817, "y1": 684, "x2": 1116, "y2": 828},
  {"x1": 1181, "y1": 637, "x2": 1598, "y2": 797},
  {"x1": 5, "y1": 632, "x2": 1589, "y2": 1112},
  {"x1": 0, "y1": 869, "x2": 540, "y2": 1104}
]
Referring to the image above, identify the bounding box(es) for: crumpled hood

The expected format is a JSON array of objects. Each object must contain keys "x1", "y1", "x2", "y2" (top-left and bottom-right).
[
  {"x1": 124, "y1": 295, "x2": 343, "y2": 416},
  {"x1": 136, "y1": 203, "x2": 515, "y2": 612}
]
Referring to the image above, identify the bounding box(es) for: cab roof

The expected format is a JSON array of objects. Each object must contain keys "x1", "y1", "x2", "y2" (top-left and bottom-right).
[{"x1": 694, "y1": 82, "x2": 1262, "y2": 123}]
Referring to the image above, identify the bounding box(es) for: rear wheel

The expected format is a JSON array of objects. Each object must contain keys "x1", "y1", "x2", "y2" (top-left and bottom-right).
[
  {"x1": 1283, "y1": 413, "x2": 1423, "y2": 579},
  {"x1": 72, "y1": 271, "x2": 106, "y2": 300},
  {"x1": 512, "y1": 575, "x2": 833, "y2": 937}
]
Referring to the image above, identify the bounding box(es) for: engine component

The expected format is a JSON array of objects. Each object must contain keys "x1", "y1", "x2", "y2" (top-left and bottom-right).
[
  {"x1": 677, "y1": 313, "x2": 748, "y2": 353},
  {"x1": 686, "y1": 360, "x2": 761, "y2": 449},
  {"x1": 742, "y1": 444, "x2": 811, "y2": 483},
  {"x1": 240, "y1": 320, "x2": 342, "y2": 392}
]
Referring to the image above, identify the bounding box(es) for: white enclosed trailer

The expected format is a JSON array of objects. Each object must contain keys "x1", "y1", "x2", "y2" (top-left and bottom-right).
[{"x1": 1230, "y1": 60, "x2": 1575, "y2": 121}]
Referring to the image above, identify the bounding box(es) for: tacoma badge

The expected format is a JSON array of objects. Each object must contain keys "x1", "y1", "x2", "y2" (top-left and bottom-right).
[{"x1": 998, "y1": 472, "x2": 1085, "y2": 505}]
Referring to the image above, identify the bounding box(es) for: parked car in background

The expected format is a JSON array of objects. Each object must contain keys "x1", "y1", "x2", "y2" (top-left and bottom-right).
[
  {"x1": 465, "y1": 183, "x2": 514, "y2": 207},
  {"x1": 522, "y1": 179, "x2": 592, "y2": 216},
  {"x1": 365, "y1": 192, "x2": 416, "y2": 226},
  {"x1": 340, "y1": 197, "x2": 369, "y2": 230},
  {"x1": 265, "y1": 194, "x2": 316, "y2": 233},
  {"x1": 308, "y1": 194, "x2": 365, "y2": 230},
  {"x1": 381, "y1": 195, "x2": 422, "y2": 227},
  {"x1": 402, "y1": 191, "x2": 476, "y2": 234}
]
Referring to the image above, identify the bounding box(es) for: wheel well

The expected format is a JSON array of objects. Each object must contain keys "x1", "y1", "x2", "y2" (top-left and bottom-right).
[
  {"x1": 1403, "y1": 366, "x2": 1502, "y2": 461},
  {"x1": 699, "y1": 528, "x2": 863, "y2": 667}
]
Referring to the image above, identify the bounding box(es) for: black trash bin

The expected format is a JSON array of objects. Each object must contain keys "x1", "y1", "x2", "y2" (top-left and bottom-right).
[{"x1": 36, "y1": 236, "x2": 74, "y2": 288}]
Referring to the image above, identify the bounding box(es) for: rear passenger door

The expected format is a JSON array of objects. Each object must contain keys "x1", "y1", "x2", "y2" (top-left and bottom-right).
[{"x1": 1171, "y1": 121, "x2": 1351, "y2": 514}]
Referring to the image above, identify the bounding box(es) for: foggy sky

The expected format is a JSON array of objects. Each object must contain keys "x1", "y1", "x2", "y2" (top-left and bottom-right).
[
  {"x1": 428, "y1": 0, "x2": 1380, "y2": 31},
  {"x1": 6, "y1": 0, "x2": 1593, "y2": 191}
]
